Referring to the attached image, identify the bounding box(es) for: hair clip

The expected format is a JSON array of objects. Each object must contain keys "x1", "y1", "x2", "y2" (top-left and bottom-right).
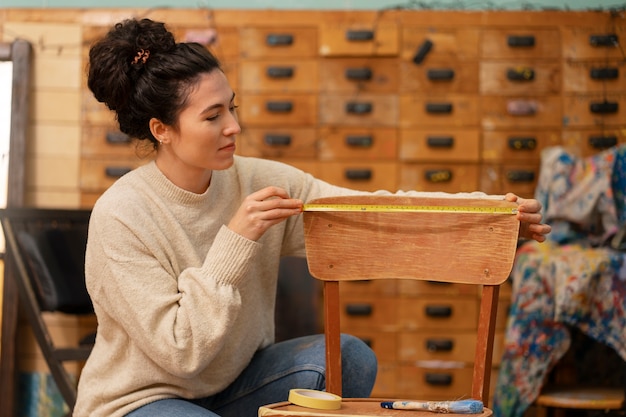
[{"x1": 132, "y1": 49, "x2": 150, "y2": 65}]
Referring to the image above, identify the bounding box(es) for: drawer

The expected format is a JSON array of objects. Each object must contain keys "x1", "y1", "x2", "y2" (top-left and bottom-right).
[
  {"x1": 80, "y1": 158, "x2": 147, "y2": 192},
  {"x1": 397, "y1": 281, "x2": 478, "y2": 297},
  {"x1": 317, "y1": 161, "x2": 398, "y2": 192},
  {"x1": 239, "y1": 59, "x2": 319, "y2": 93},
  {"x1": 481, "y1": 28, "x2": 561, "y2": 59},
  {"x1": 479, "y1": 164, "x2": 539, "y2": 198},
  {"x1": 318, "y1": 127, "x2": 397, "y2": 161},
  {"x1": 221, "y1": 61, "x2": 239, "y2": 92},
  {"x1": 481, "y1": 96, "x2": 562, "y2": 129},
  {"x1": 563, "y1": 60, "x2": 626, "y2": 93},
  {"x1": 269, "y1": 159, "x2": 320, "y2": 178},
  {"x1": 82, "y1": 91, "x2": 116, "y2": 125},
  {"x1": 319, "y1": 57, "x2": 399, "y2": 93},
  {"x1": 319, "y1": 94, "x2": 398, "y2": 127},
  {"x1": 562, "y1": 128, "x2": 626, "y2": 156},
  {"x1": 238, "y1": 94, "x2": 317, "y2": 126},
  {"x1": 398, "y1": 297, "x2": 478, "y2": 331},
  {"x1": 401, "y1": 26, "x2": 479, "y2": 61},
  {"x1": 399, "y1": 95, "x2": 479, "y2": 128},
  {"x1": 237, "y1": 128, "x2": 317, "y2": 159},
  {"x1": 396, "y1": 364, "x2": 474, "y2": 399},
  {"x1": 371, "y1": 362, "x2": 398, "y2": 398},
  {"x1": 319, "y1": 22, "x2": 399, "y2": 56},
  {"x1": 562, "y1": 26, "x2": 626, "y2": 60},
  {"x1": 175, "y1": 26, "x2": 239, "y2": 60},
  {"x1": 400, "y1": 61, "x2": 479, "y2": 94},
  {"x1": 398, "y1": 331, "x2": 478, "y2": 363},
  {"x1": 480, "y1": 61, "x2": 561, "y2": 95},
  {"x1": 481, "y1": 130, "x2": 561, "y2": 163},
  {"x1": 398, "y1": 163, "x2": 480, "y2": 193},
  {"x1": 239, "y1": 27, "x2": 318, "y2": 59},
  {"x1": 399, "y1": 129, "x2": 480, "y2": 163},
  {"x1": 339, "y1": 297, "x2": 398, "y2": 331},
  {"x1": 562, "y1": 93, "x2": 626, "y2": 128},
  {"x1": 339, "y1": 280, "x2": 398, "y2": 297},
  {"x1": 346, "y1": 329, "x2": 397, "y2": 362},
  {"x1": 82, "y1": 125, "x2": 135, "y2": 157}
]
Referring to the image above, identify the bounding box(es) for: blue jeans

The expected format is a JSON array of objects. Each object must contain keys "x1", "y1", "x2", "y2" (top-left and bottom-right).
[{"x1": 125, "y1": 334, "x2": 377, "y2": 417}]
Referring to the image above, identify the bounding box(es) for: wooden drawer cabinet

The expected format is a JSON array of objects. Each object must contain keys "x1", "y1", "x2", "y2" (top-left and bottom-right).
[
  {"x1": 79, "y1": 158, "x2": 146, "y2": 192},
  {"x1": 481, "y1": 95, "x2": 562, "y2": 129},
  {"x1": 238, "y1": 94, "x2": 318, "y2": 126},
  {"x1": 398, "y1": 297, "x2": 479, "y2": 331},
  {"x1": 399, "y1": 163, "x2": 480, "y2": 193},
  {"x1": 319, "y1": 22, "x2": 399, "y2": 56},
  {"x1": 239, "y1": 27, "x2": 318, "y2": 59},
  {"x1": 400, "y1": 95, "x2": 479, "y2": 128},
  {"x1": 562, "y1": 128, "x2": 626, "y2": 156},
  {"x1": 319, "y1": 94, "x2": 398, "y2": 127},
  {"x1": 480, "y1": 61, "x2": 561, "y2": 95},
  {"x1": 239, "y1": 59, "x2": 319, "y2": 93},
  {"x1": 480, "y1": 164, "x2": 539, "y2": 198},
  {"x1": 482, "y1": 130, "x2": 561, "y2": 163},
  {"x1": 317, "y1": 161, "x2": 398, "y2": 192},
  {"x1": 319, "y1": 58, "x2": 399, "y2": 93},
  {"x1": 237, "y1": 128, "x2": 317, "y2": 159},
  {"x1": 397, "y1": 364, "x2": 474, "y2": 399},
  {"x1": 481, "y1": 28, "x2": 561, "y2": 59},
  {"x1": 399, "y1": 332, "x2": 478, "y2": 363},
  {"x1": 563, "y1": 60, "x2": 626, "y2": 93},
  {"x1": 399, "y1": 129, "x2": 481, "y2": 163},
  {"x1": 562, "y1": 93, "x2": 626, "y2": 128},
  {"x1": 318, "y1": 127, "x2": 397, "y2": 161},
  {"x1": 400, "y1": 61, "x2": 479, "y2": 94},
  {"x1": 561, "y1": 25, "x2": 626, "y2": 60}
]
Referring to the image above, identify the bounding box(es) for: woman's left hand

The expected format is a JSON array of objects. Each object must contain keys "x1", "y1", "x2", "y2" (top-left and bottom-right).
[{"x1": 505, "y1": 193, "x2": 552, "y2": 242}]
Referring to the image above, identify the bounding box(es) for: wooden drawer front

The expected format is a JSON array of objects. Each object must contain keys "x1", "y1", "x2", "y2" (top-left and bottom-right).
[
  {"x1": 399, "y1": 95, "x2": 479, "y2": 128},
  {"x1": 174, "y1": 26, "x2": 240, "y2": 60},
  {"x1": 401, "y1": 27, "x2": 479, "y2": 61},
  {"x1": 563, "y1": 60, "x2": 626, "y2": 93},
  {"x1": 80, "y1": 158, "x2": 146, "y2": 192},
  {"x1": 239, "y1": 27, "x2": 318, "y2": 59},
  {"x1": 480, "y1": 61, "x2": 561, "y2": 95},
  {"x1": 493, "y1": 333, "x2": 505, "y2": 366},
  {"x1": 481, "y1": 96, "x2": 562, "y2": 129},
  {"x1": 480, "y1": 164, "x2": 539, "y2": 197},
  {"x1": 221, "y1": 61, "x2": 239, "y2": 92},
  {"x1": 319, "y1": 58, "x2": 399, "y2": 93},
  {"x1": 397, "y1": 365, "x2": 474, "y2": 399},
  {"x1": 82, "y1": 91, "x2": 116, "y2": 125},
  {"x1": 481, "y1": 28, "x2": 561, "y2": 59},
  {"x1": 319, "y1": 94, "x2": 398, "y2": 127},
  {"x1": 397, "y1": 281, "x2": 478, "y2": 297},
  {"x1": 398, "y1": 331, "x2": 477, "y2": 363},
  {"x1": 82, "y1": 125, "x2": 135, "y2": 157},
  {"x1": 269, "y1": 159, "x2": 320, "y2": 178},
  {"x1": 496, "y1": 299, "x2": 511, "y2": 331},
  {"x1": 399, "y1": 163, "x2": 480, "y2": 193},
  {"x1": 398, "y1": 297, "x2": 478, "y2": 331},
  {"x1": 339, "y1": 297, "x2": 397, "y2": 330},
  {"x1": 318, "y1": 127, "x2": 397, "y2": 161},
  {"x1": 239, "y1": 59, "x2": 319, "y2": 93},
  {"x1": 237, "y1": 128, "x2": 317, "y2": 159},
  {"x1": 563, "y1": 93, "x2": 626, "y2": 128},
  {"x1": 481, "y1": 130, "x2": 561, "y2": 163},
  {"x1": 238, "y1": 94, "x2": 317, "y2": 126},
  {"x1": 400, "y1": 61, "x2": 479, "y2": 94},
  {"x1": 347, "y1": 330, "x2": 397, "y2": 362},
  {"x1": 319, "y1": 22, "x2": 399, "y2": 56},
  {"x1": 399, "y1": 129, "x2": 480, "y2": 163},
  {"x1": 317, "y1": 162, "x2": 398, "y2": 192},
  {"x1": 371, "y1": 362, "x2": 398, "y2": 398},
  {"x1": 562, "y1": 128, "x2": 626, "y2": 156},
  {"x1": 562, "y1": 26, "x2": 626, "y2": 60},
  {"x1": 339, "y1": 280, "x2": 398, "y2": 297}
]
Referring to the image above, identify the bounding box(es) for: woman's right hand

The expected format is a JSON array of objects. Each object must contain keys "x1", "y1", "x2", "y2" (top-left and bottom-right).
[{"x1": 227, "y1": 186, "x2": 303, "y2": 241}]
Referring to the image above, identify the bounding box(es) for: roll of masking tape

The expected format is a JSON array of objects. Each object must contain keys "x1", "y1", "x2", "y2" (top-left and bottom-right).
[{"x1": 288, "y1": 389, "x2": 342, "y2": 410}]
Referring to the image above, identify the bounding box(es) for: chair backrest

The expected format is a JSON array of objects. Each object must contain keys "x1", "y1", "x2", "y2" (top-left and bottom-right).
[{"x1": 302, "y1": 195, "x2": 520, "y2": 405}]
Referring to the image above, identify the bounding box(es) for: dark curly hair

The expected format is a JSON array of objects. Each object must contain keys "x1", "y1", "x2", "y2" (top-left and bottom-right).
[{"x1": 87, "y1": 18, "x2": 222, "y2": 147}]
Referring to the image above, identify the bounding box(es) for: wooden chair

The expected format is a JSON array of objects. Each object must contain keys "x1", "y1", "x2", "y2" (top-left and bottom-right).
[
  {"x1": 0, "y1": 208, "x2": 94, "y2": 414},
  {"x1": 260, "y1": 195, "x2": 520, "y2": 416}
]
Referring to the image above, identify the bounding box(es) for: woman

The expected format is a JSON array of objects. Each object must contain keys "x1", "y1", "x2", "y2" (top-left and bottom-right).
[{"x1": 75, "y1": 17, "x2": 551, "y2": 417}]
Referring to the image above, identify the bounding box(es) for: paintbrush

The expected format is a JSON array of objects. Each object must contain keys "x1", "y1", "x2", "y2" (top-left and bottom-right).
[{"x1": 380, "y1": 399, "x2": 484, "y2": 414}]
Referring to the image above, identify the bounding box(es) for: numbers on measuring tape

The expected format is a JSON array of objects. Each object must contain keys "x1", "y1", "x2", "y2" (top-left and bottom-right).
[{"x1": 302, "y1": 204, "x2": 518, "y2": 215}]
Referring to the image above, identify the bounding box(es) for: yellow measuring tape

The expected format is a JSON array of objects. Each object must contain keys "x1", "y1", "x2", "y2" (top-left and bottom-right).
[{"x1": 302, "y1": 203, "x2": 518, "y2": 215}]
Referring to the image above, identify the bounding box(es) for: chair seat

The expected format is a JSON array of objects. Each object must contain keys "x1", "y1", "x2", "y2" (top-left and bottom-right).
[
  {"x1": 259, "y1": 398, "x2": 493, "y2": 416},
  {"x1": 535, "y1": 387, "x2": 624, "y2": 409}
]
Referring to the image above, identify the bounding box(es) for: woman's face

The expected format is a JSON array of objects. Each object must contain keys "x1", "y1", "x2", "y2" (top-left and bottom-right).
[{"x1": 154, "y1": 69, "x2": 241, "y2": 192}]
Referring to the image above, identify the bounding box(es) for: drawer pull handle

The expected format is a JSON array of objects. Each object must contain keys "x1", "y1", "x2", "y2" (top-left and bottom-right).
[
  {"x1": 507, "y1": 35, "x2": 535, "y2": 47},
  {"x1": 590, "y1": 101, "x2": 619, "y2": 114},
  {"x1": 413, "y1": 39, "x2": 433, "y2": 64},
  {"x1": 507, "y1": 100, "x2": 537, "y2": 116},
  {"x1": 426, "y1": 339, "x2": 454, "y2": 352},
  {"x1": 266, "y1": 101, "x2": 293, "y2": 113},
  {"x1": 266, "y1": 66, "x2": 294, "y2": 78},
  {"x1": 345, "y1": 303, "x2": 372, "y2": 316},
  {"x1": 345, "y1": 169, "x2": 372, "y2": 181},
  {"x1": 427, "y1": 68, "x2": 455, "y2": 81},
  {"x1": 345, "y1": 29, "x2": 374, "y2": 42},
  {"x1": 425, "y1": 169, "x2": 452, "y2": 183},
  {"x1": 264, "y1": 134, "x2": 291, "y2": 146},
  {"x1": 346, "y1": 102, "x2": 373, "y2": 114},
  {"x1": 425, "y1": 373, "x2": 453, "y2": 386},
  {"x1": 105, "y1": 166, "x2": 132, "y2": 178},
  {"x1": 345, "y1": 135, "x2": 373, "y2": 147},
  {"x1": 589, "y1": 135, "x2": 617, "y2": 149},
  {"x1": 589, "y1": 34, "x2": 618, "y2": 47},
  {"x1": 345, "y1": 67, "x2": 373, "y2": 81},
  {"x1": 508, "y1": 137, "x2": 537, "y2": 150},
  {"x1": 425, "y1": 305, "x2": 452, "y2": 318},
  {"x1": 426, "y1": 136, "x2": 454, "y2": 148},
  {"x1": 266, "y1": 34, "x2": 293, "y2": 46},
  {"x1": 105, "y1": 131, "x2": 131, "y2": 144},
  {"x1": 506, "y1": 170, "x2": 535, "y2": 183},
  {"x1": 425, "y1": 102, "x2": 453, "y2": 114},
  {"x1": 590, "y1": 67, "x2": 619, "y2": 80},
  {"x1": 507, "y1": 67, "x2": 535, "y2": 81}
]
